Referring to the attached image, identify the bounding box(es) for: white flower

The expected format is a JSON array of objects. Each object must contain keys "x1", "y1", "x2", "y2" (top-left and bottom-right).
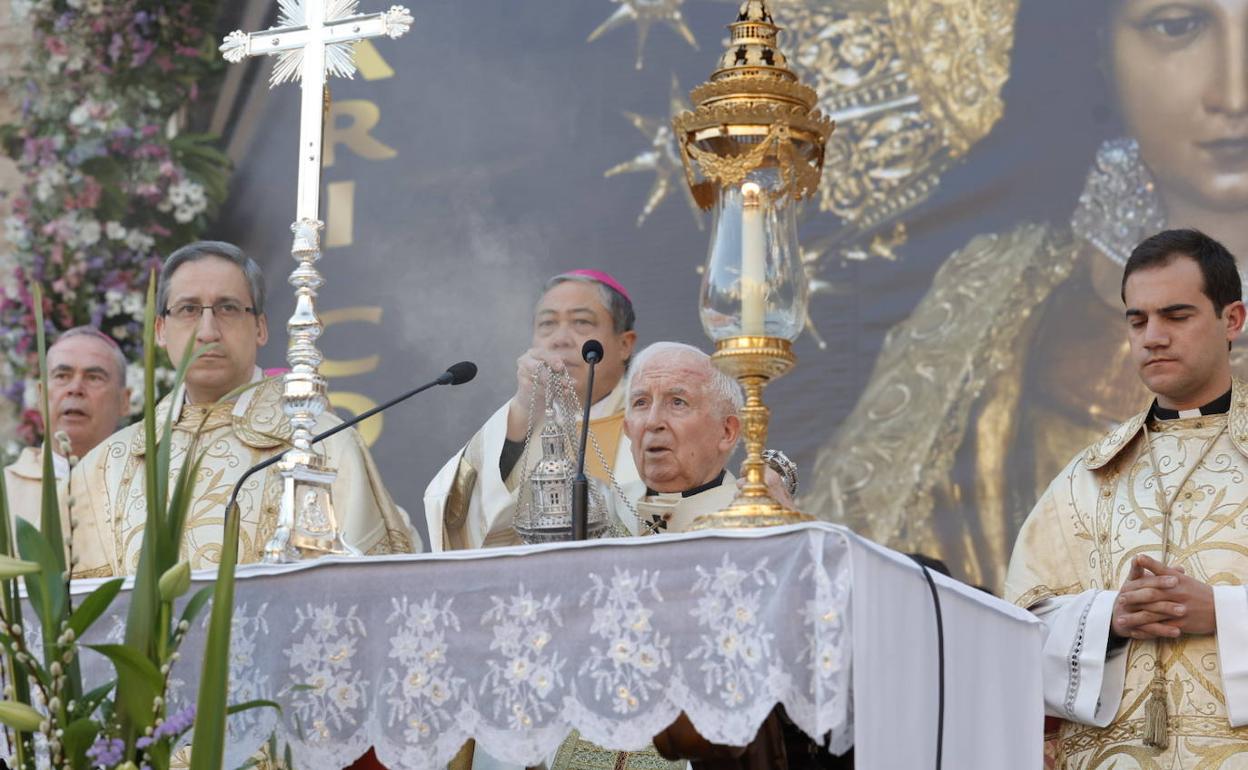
[
  {"x1": 740, "y1": 639, "x2": 761, "y2": 666},
  {"x1": 105, "y1": 221, "x2": 126, "y2": 241},
  {"x1": 287, "y1": 636, "x2": 322, "y2": 671},
  {"x1": 402, "y1": 664, "x2": 428, "y2": 698},
  {"x1": 331, "y1": 682, "x2": 360, "y2": 710},
  {"x1": 4, "y1": 216, "x2": 28, "y2": 247},
  {"x1": 121, "y1": 292, "x2": 144, "y2": 316},
  {"x1": 528, "y1": 628, "x2": 550, "y2": 652},
  {"x1": 125, "y1": 230, "x2": 155, "y2": 253},
  {"x1": 629, "y1": 607, "x2": 652, "y2": 632},
  {"x1": 505, "y1": 656, "x2": 530, "y2": 682},
  {"x1": 633, "y1": 644, "x2": 661, "y2": 674},
  {"x1": 68, "y1": 102, "x2": 90, "y2": 126},
  {"x1": 608, "y1": 637, "x2": 635, "y2": 665},
  {"x1": 389, "y1": 628, "x2": 421, "y2": 661},
  {"x1": 528, "y1": 666, "x2": 554, "y2": 698},
  {"x1": 76, "y1": 218, "x2": 101, "y2": 247},
  {"x1": 426, "y1": 677, "x2": 451, "y2": 706},
  {"x1": 311, "y1": 606, "x2": 337, "y2": 632}
]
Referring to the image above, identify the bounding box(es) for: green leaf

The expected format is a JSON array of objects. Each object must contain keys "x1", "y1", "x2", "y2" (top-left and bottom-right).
[
  {"x1": 0, "y1": 701, "x2": 44, "y2": 732},
  {"x1": 61, "y1": 716, "x2": 101, "y2": 766},
  {"x1": 30, "y1": 284, "x2": 67, "y2": 576},
  {"x1": 16, "y1": 519, "x2": 65, "y2": 637},
  {"x1": 86, "y1": 644, "x2": 161, "y2": 725},
  {"x1": 0, "y1": 554, "x2": 42, "y2": 580},
  {"x1": 122, "y1": 275, "x2": 166, "y2": 742},
  {"x1": 179, "y1": 585, "x2": 214, "y2": 629},
  {"x1": 74, "y1": 679, "x2": 116, "y2": 720},
  {"x1": 86, "y1": 644, "x2": 162, "y2": 692},
  {"x1": 158, "y1": 562, "x2": 192, "y2": 603},
  {"x1": 226, "y1": 698, "x2": 280, "y2": 716},
  {"x1": 189, "y1": 499, "x2": 241, "y2": 770},
  {"x1": 68, "y1": 578, "x2": 124, "y2": 638}
]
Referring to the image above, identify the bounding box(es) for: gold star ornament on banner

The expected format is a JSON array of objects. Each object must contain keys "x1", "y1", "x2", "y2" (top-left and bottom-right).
[
  {"x1": 587, "y1": 0, "x2": 698, "y2": 70},
  {"x1": 605, "y1": 75, "x2": 704, "y2": 229}
]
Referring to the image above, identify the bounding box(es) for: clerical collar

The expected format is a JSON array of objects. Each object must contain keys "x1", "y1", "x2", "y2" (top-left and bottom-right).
[
  {"x1": 645, "y1": 469, "x2": 726, "y2": 498},
  {"x1": 1150, "y1": 389, "x2": 1232, "y2": 421}
]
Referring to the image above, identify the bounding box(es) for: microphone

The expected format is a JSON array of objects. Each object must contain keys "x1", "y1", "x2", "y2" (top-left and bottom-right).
[
  {"x1": 225, "y1": 361, "x2": 478, "y2": 524},
  {"x1": 572, "y1": 340, "x2": 603, "y2": 540}
]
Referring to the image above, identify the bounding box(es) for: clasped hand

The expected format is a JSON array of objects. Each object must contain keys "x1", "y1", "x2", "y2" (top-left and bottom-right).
[{"x1": 1112, "y1": 554, "x2": 1216, "y2": 640}]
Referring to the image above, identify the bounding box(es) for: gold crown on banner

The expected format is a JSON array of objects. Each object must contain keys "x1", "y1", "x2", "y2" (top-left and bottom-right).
[
  {"x1": 673, "y1": 0, "x2": 835, "y2": 210},
  {"x1": 772, "y1": 0, "x2": 1018, "y2": 259}
]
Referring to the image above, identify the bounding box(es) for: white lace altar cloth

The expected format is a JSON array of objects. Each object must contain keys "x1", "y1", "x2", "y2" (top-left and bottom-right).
[{"x1": 46, "y1": 522, "x2": 1042, "y2": 769}]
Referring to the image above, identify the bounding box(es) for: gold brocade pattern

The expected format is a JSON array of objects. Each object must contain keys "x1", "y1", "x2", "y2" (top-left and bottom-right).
[
  {"x1": 773, "y1": 0, "x2": 1017, "y2": 242},
  {"x1": 1006, "y1": 387, "x2": 1248, "y2": 766},
  {"x1": 68, "y1": 376, "x2": 414, "y2": 577},
  {"x1": 803, "y1": 222, "x2": 1075, "y2": 588},
  {"x1": 551, "y1": 730, "x2": 683, "y2": 770}
]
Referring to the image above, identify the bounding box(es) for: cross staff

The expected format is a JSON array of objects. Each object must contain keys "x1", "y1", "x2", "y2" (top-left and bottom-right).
[
  {"x1": 221, "y1": 0, "x2": 413, "y2": 221},
  {"x1": 219, "y1": 1, "x2": 412, "y2": 561}
]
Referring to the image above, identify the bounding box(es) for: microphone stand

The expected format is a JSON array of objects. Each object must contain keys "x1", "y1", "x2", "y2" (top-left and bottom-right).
[
  {"x1": 572, "y1": 354, "x2": 599, "y2": 541},
  {"x1": 224, "y1": 365, "x2": 474, "y2": 532}
]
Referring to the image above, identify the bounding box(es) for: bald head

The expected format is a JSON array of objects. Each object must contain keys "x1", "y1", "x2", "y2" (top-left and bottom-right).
[
  {"x1": 44, "y1": 328, "x2": 131, "y2": 458},
  {"x1": 624, "y1": 342, "x2": 743, "y2": 493}
]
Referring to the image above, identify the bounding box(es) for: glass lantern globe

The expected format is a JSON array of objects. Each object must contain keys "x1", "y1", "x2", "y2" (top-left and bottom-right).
[{"x1": 698, "y1": 166, "x2": 808, "y2": 343}]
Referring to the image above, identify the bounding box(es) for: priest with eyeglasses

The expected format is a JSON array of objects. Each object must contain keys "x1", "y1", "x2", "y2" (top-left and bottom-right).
[{"x1": 67, "y1": 240, "x2": 416, "y2": 578}]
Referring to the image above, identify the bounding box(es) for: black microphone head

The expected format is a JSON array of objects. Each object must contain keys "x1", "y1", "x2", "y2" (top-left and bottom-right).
[
  {"x1": 581, "y1": 339, "x2": 604, "y2": 364},
  {"x1": 446, "y1": 361, "x2": 477, "y2": 385}
]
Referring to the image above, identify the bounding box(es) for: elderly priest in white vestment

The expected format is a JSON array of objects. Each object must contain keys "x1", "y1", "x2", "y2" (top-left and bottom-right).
[
  {"x1": 4, "y1": 327, "x2": 131, "y2": 530},
  {"x1": 423, "y1": 270, "x2": 639, "y2": 552},
  {"x1": 1006, "y1": 229, "x2": 1248, "y2": 766},
  {"x1": 67, "y1": 241, "x2": 416, "y2": 578}
]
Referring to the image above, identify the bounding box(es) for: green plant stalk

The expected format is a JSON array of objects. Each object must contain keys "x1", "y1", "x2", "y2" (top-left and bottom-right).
[
  {"x1": 30, "y1": 284, "x2": 82, "y2": 730},
  {"x1": 120, "y1": 273, "x2": 168, "y2": 749},
  {"x1": 0, "y1": 469, "x2": 32, "y2": 769},
  {"x1": 189, "y1": 499, "x2": 241, "y2": 770}
]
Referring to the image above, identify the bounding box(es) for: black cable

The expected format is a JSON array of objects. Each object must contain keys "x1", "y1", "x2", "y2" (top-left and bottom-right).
[{"x1": 909, "y1": 556, "x2": 946, "y2": 770}]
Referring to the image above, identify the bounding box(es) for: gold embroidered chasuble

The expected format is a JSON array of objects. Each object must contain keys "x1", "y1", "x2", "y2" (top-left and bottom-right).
[
  {"x1": 1006, "y1": 380, "x2": 1248, "y2": 768},
  {"x1": 68, "y1": 372, "x2": 416, "y2": 578}
]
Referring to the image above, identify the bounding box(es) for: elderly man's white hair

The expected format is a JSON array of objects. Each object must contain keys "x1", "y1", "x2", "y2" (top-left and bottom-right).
[{"x1": 627, "y1": 342, "x2": 743, "y2": 418}]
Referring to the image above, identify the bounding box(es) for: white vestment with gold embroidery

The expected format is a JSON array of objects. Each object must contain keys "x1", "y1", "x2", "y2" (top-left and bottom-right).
[
  {"x1": 422, "y1": 379, "x2": 638, "y2": 552},
  {"x1": 68, "y1": 369, "x2": 417, "y2": 577},
  {"x1": 1006, "y1": 380, "x2": 1248, "y2": 768},
  {"x1": 3, "y1": 446, "x2": 67, "y2": 532}
]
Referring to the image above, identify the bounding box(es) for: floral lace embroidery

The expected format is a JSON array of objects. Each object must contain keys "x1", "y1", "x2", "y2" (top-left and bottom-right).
[
  {"x1": 688, "y1": 555, "x2": 778, "y2": 707},
  {"x1": 579, "y1": 568, "x2": 671, "y2": 714},
  {"x1": 480, "y1": 585, "x2": 566, "y2": 729}
]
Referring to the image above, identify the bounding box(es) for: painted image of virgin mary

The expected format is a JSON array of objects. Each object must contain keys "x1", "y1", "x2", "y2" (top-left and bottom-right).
[{"x1": 802, "y1": 0, "x2": 1248, "y2": 591}]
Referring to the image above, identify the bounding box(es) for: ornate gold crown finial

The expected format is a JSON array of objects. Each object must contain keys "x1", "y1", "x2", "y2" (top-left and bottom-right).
[
  {"x1": 712, "y1": 1, "x2": 792, "y2": 82},
  {"x1": 674, "y1": 0, "x2": 834, "y2": 210}
]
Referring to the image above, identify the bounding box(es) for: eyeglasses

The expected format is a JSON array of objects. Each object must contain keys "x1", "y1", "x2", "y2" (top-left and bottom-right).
[{"x1": 162, "y1": 301, "x2": 257, "y2": 323}]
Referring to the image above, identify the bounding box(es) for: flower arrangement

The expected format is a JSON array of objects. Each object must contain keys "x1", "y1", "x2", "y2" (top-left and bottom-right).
[
  {"x1": 0, "y1": 0, "x2": 230, "y2": 456},
  {"x1": 0, "y1": 281, "x2": 257, "y2": 769}
]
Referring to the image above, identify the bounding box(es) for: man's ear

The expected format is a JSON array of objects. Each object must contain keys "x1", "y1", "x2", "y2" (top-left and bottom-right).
[
  {"x1": 1226, "y1": 300, "x2": 1246, "y2": 341},
  {"x1": 618, "y1": 330, "x2": 637, "y2": 363},
  {"x1": 256, "y1": 313, "x2": 269, "y2": 346},
  {"x1": 118, "y1": 387, "x2": 133, "y2": 421},
  {"x1": 720, "y1": 414, "x2": 742, "y2": 453},
  {"x1": 155, "y1": 314, "x2": 167, "y2": 347}
]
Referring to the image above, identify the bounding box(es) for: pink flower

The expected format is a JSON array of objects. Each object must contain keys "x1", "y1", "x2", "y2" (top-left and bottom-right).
[{"x1": 44, "y1": 37, "x2": 68, "y2": 56}]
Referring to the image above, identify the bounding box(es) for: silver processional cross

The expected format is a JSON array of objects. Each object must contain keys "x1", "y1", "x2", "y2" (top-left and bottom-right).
[{"x1": 221, "y1": 0, "x2": 413, "y2": 562}]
